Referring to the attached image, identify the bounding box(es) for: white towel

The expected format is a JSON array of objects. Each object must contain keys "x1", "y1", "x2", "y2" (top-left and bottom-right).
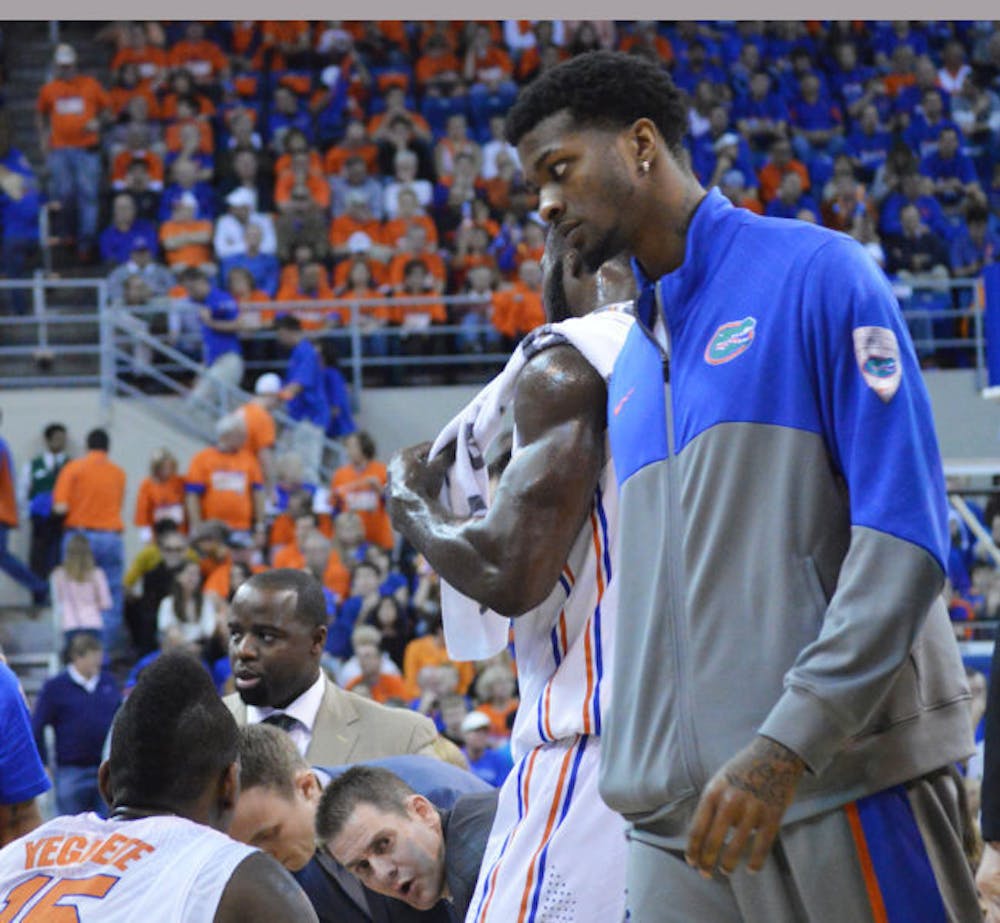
[{"x1": 429, "y1": 304, "x2": 635, "y2": 661}]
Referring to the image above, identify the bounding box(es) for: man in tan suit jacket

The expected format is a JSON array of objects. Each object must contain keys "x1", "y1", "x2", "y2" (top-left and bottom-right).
[{"x1": 223, "y1": 568, "x2": 464, "y2": 768}]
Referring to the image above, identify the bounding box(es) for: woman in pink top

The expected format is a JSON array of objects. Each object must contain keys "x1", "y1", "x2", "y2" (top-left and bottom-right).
[{"x1": 50, "y1": 533, "x2": 110, "y2": 648}]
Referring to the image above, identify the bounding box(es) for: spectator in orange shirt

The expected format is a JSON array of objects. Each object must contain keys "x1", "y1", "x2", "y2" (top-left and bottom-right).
[
  {"x1": 368, "y1": 86, "x2": 433, "y2": 146},
  {"x1": 491, "y1": 258, "x2": 544, "y2": 341},
  {"x1": 619, "y1": 20, "x2": 674, "y2": 65},
  {"x1": 756, "y1": 136, "x2": 812, "y2": 205},
  {"x1": 435, "y1": 113, "x2": 482, "y2": 180},
  {"x1": 346, "y1": 636, "x2": 410, "y2": 703},
  {"x1": 275, "y1": 260, "x2": 335, "y2": 331},
  {"x1": 474, "y1": 664, "x2": 519, "y2": 740},
  {"x1": 160, "y1": 191, "x2": 214, "y2": 273},
  {"x1": 275, "y1": 151, "x2": 331, "y2": 213},
  {"x1": 273, "y1": 129, "x2": 324, "y2": 180},
  {"x1": 185, "y1": 412, "x2": 266, "y2": 540},
  {"x1": 286, "y1": 518, "x2": 351, "y2": 603},
  {"x1": 451, "y1": 223, "x2": 497, "y2": 291},
  {"x1": 328, "y1": 190, "x2": 387, "y2": 262},
  {"x1": 381, "y1": 187, "x2": 438, "y2": 251},
  {"x1": 386, "y1": 223, "x2": 446, "y2": 289},
  {"x1": 329, "y1": 431, "x2": 394, "y2": 551},
  {"x1": 107, "y1": 62, "x2": 161, "y2": 120},
  {"x1": 134, "y1": 448, "x2": 187, "y2": 544},
  {"x1": 167, "y1": 21, "x2": 230, "y2": 87},
  {"x1": 402, "y1": 612, "x2": 475, "y2": 696},
  {"x1": 271, "y1": 509, "x2": 320, "y2": 568},
  {"x1": 35, "y1": 43, "x2": 112, "y2": 262},
  {"x1": 415, "y1": 33, "x2": 463, "y2": 97},
  {"x1": 237, "y1": 372, "x2": 282, "y2": 491},
  {"x1": 110, "y1": 125, "x2": 164, "y2": 192},
  {"x1": 323, "y1": 119, "x2": 379, "y2": 178},
  {"x1": 110, "y1": 22, "x2": 167, "y2": 85},
  {"x1": 52, "y1": 428, "x2": 127, "y2": 657}
]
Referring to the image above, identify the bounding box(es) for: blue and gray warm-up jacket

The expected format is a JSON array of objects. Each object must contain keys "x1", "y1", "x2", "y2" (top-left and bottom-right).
[{"x1": 599, "y1": 189, "x2": 972, "y2": 846}]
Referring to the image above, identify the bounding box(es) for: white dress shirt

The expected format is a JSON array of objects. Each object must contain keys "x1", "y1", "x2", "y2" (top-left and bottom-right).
[{"x1": 246, "y1": 671, "x2": 326, "y2": 756}]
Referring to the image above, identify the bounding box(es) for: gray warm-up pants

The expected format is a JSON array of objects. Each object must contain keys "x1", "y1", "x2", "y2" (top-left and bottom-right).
[{"x1": 625, "y1": 769, "x2": 979, "y2": 923}]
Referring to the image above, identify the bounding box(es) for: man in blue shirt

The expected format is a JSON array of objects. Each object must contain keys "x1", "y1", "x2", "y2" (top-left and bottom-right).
[
  {"x1": 459, "y1": 711, "x2": 512, "y2": 788},
  {"x1": 844, "y1": 104, "x2": 893, "y2": 184},
  {"x1": 0, "y1": 138, "x2": 43, "y2": 315},
  {"x1": 180, "y1": 266, "x2": 246, "y2": 413},
  {"x1": 275, "y1": 315, "x2": 329, "y2": 488},
  {"x1": 98, "y1": 192, "x2": 157, "y2": 267},
  {"x1": 32, "y1": 633, "x2": 121, "y2": 816},
  {"x1": 919, "y1": 126, "x2": 983, "y2": 214},
  {"x1": 0, "y1": 657, "x2": 49, "y2": 846}
]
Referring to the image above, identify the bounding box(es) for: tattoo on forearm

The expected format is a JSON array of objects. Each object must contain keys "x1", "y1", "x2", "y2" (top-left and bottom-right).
[{"x1": 724, "y1": 738, "x2": 805, "y2": 807}]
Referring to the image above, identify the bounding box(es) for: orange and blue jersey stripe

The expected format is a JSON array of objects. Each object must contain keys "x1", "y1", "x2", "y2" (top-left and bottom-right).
[
  {"x1": 472, "y1": 748, "x2": 538, "y2": 923},
  {"x1": 521, "y1": 736, "x2": 589, "y2": 923},
  {"x1": 845, "y1": 785, "x2": 947, "y2": 923}
]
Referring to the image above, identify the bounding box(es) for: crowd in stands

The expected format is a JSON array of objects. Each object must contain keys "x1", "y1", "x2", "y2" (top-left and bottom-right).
[
  {"x1": 0, "y1": 402, "x2": 519, "y2": 805},
  {"x1": 3, "y1": 19, "x2": 998, "y2": 370}
]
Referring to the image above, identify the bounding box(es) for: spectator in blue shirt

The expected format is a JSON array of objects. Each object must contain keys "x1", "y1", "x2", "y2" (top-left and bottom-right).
[
  {"x1": 31, "y1": 633, "x2": 121, "y2": 816},
  {"x1": 98, "y1": 193, "x2": 158, "y2": 267},
  {"x1": 158, "y1": 157, "x2": 217, "y2": 222},
  {"x1": 0, "y1": 129, "x2": 43, "y2": 316},
  {"x1": 920, "y1": 126, "x2": 983, "y2": 214},
  {"x1": 827, "y1": 41, "x2": 876, "y2": 117},
  {"x1": 460, "y1": 710, "x2": 512, "y2": 788},
  {"x1": 904, "y1": 88, "x2": 962, "y2": 161},
  {"x1": 180, "y1": 266, "x2": 245, "y2": 412},
  {"x1": 275, "y1": 314, "x2": 329, "y2": 487},
  {"x1": 764, "y1": 171, "x2": 819, "y2": 221},
  {"x1": 788, "y1": 72, "x2": 844, "y2": 162},
  {"x1": 950, "y1": 204, "x2": 1000, "y2": 304},
  {"x1": 219, "y1": 223, "x2": 280, "y2": 297},
  {"x1": 671, "y1": 39, "x2": 725, "y2": 95},
  {"x1": 0, "y1": 656, "x2": 49, "y2": 846},
  {"x1": 319, "y1": 341, "x2": 357, "y2": 440},
  {"x1": 844, "y1": 104, "x2": 893, "y2": 183},
  {"x1": 732, "y1": 70, "x2": 789, "y2": 157},
  {"x1": 880, "y1": 170, "x2": 954, "y2": 242},
  {"x1": 691, "y1": 104, "x2": 757, "y2": 191},
  {"x1": 895, "y1": 57, "x2": 952, "y2": 130}
]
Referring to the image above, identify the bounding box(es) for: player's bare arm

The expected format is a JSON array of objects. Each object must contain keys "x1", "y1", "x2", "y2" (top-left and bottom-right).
[
  {"x1": 388, "y1": 344, "x2": 606, "y2": 616},
  {"x1": 214, "y1": 850, "x2": 319, "y2": 923}
]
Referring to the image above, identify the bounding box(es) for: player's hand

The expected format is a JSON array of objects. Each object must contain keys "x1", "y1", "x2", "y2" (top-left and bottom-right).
[
  {"x1": 387, "y1": 441, "x2": 455, "y2": 506},
  {"x1": 977, "y1": 842, "x2": 1000, "y2": 922},
  {"x1": 685, "y1": 735, "x2": 806, "y2": 878}
]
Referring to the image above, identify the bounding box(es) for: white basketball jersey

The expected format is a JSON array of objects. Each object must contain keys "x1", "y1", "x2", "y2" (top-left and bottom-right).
[
  {"x1": 509, "y1": 449, "x2": 620, "y2": 760},
  {"x1": 0, "y1": 812, "x2": 256, "y2": 922}
]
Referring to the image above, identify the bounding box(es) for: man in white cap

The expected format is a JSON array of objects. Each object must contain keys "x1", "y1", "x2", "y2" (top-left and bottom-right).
[
  {"x1": 238, "y1": 373, "x2": 283, "y2": 490},
  {"x1": 460, "y1": 712, "x2": 512, "y2": 789},
  {"x1": 214, "y1": 186, "x2": 277, "y2": 261},
  {"x1": 35, "y1": 43, "x2": 111, "y2": 263}
]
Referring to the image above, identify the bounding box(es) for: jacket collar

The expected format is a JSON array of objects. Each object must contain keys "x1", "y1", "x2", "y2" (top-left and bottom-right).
[{"x1": 631, "y1": 188, "x2": 739, "y2": 329}]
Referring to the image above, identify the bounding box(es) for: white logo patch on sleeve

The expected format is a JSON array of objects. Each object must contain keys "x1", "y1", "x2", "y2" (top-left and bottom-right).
[{"x1": 853, "y1": 326, "x2": 902, "y2": 403}]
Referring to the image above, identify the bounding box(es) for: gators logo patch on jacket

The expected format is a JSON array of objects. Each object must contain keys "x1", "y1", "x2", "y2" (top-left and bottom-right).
[
  {"x1": 704, "y1": 317, "x2": 757, "y2": 365},
  {"x1": 853, "y1": 325, "x2": 902, "y2": 403}
]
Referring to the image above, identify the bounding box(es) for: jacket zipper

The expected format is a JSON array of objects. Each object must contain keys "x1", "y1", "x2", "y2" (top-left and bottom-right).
[{"x1": 652, "y1": 282, "x2": 704, "y2": 792}]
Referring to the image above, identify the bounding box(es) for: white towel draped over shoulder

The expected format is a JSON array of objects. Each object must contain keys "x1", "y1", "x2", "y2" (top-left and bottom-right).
[{"x1": 428, "y1": 304, "x2": 635, "y2": 661}]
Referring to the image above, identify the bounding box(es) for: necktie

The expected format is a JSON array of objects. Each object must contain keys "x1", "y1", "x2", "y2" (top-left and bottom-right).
[{"x1": 262, "y1": 712, "x2": 299, "y2": 734}]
